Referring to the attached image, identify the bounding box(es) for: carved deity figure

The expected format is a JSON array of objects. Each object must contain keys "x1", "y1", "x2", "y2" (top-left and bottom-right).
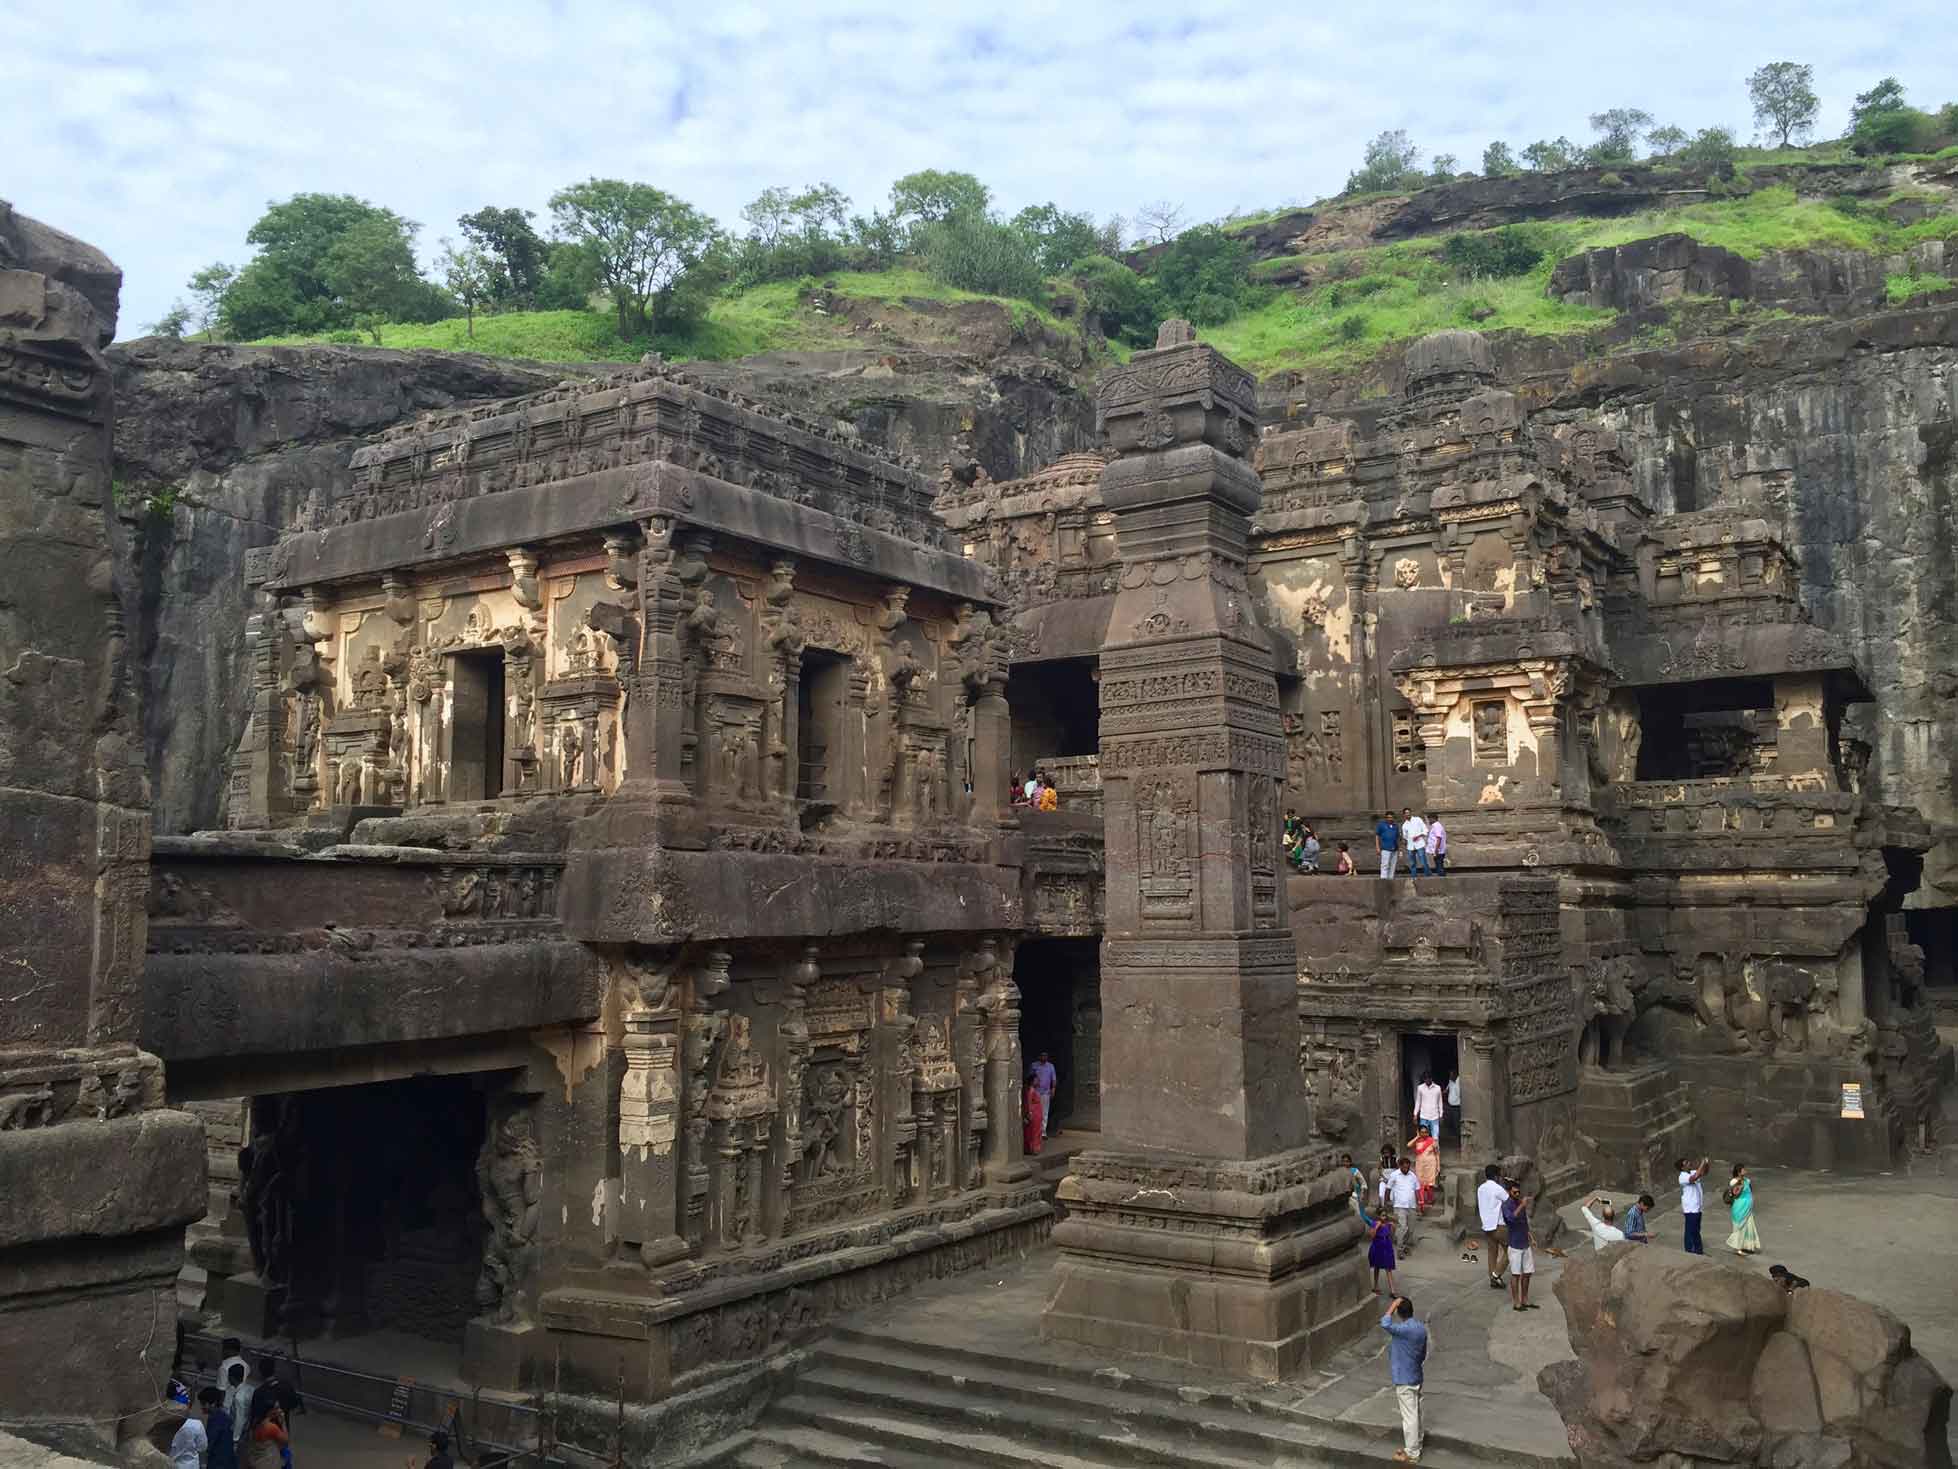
[
  {"x1": 1474, "y1": 701, "x2": 1506, "y2": 761},
  {"x1": 337, "y1": 757, "x2": 364, "y2": 807},
  {"x1": 559, "y1": 721, "x2": 584, "y2": 790},
  {"x1": 475, "y1": 1106, "x2": 541, "y2": 1323},
  {"x1": 800, "y1": 1065, "x2": 852, "y2": 1178}
]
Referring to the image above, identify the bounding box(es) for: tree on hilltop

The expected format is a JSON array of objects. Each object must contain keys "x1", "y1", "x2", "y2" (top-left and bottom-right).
[
  {"x1": 186, "y1": 262, "x2": 235, "y2": 337},
  {"x1": 1135, "y1": 200, "x2": 1188, "y2": 244},
  {"x1": 438, "y1": 239, "x2": 497, "y2": 338},
  {"x1": 217, "y1": 193, "x2": 448, "y2": 339},
  {"x1": 1847, "y1": 76, "x2": 1908, "y2": 134},
  {"x1": 1645, "y1": 125, "x2": 1689, "y2": 158},
  {"x1": 1481, "y1": 141, "x2": 1519, "y2": 176},
  {"x1": 548, "y1": 178, "x2": 722, "y2": 337},
  {"x1": 458, "y1": 207, "x2": 547, "y2": 306},
  {"x1": 1747, "y1": 62, "x2": 1820, "y2": 147},
  {"x1": 1011, "y1": 203, "x2": 1108, "y2": 274},
  {"x1": 889, "y1": 170, "x2": 991, "y2": 230},
  {"x1": 1344, "y1": 130, "x2": 1423, "y2": 195},
  {"x1": 1587, "y1": 108, "x2": 1654, "y2": 164},
  {"x1": 1521, "y1": 136, "x2": 1579, "y2": 172}
]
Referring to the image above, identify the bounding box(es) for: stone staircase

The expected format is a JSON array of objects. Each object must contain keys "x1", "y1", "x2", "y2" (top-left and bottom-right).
[
  {"x1": 1573, "y1": 1062, "x2": 1699, "y2": 1195},
  {"x1": 722, "y1": 1325, "x2": 1565, "y2": 1469}
]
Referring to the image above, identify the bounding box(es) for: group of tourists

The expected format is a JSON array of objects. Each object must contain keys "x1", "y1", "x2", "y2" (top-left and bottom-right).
[
  {"x1": 1009, "y1": 769, "x2": 1060, "y2": 811},
  {"x1": 1279, "y1": 808, "x2": 1453, "y2": 880},
  {"x1": 1673, "y1": 1155, "x2": 1763, "y2": 1257}
]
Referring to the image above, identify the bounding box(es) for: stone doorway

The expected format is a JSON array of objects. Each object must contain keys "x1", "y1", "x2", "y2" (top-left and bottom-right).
[
  {"x1": 1013, "y1": 937, "x2": 1100, "y2": 1134},
  {"x1": 228, "y1": 1075, "x2": 493, "y2": 1357},
  {"x1": 448, "y1": 649, "x2": 505, "y2": 801},
  {"x1": 1399, "y1": 1030, "x2": 1460, "y2": 1148}
]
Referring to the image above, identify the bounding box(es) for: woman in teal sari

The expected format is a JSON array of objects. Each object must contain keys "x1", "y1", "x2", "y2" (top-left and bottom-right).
[{"x1": 1726, "y1": 1163, "x2": 1761, "y2": 1255}]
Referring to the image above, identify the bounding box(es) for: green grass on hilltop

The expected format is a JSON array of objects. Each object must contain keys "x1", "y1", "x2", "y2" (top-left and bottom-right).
[
  {"x1": 249, "y1": 309, "x2": 651, "y2": 361},
  {"x1": 1577, "y1": 186, "x2": 1886, "y2": 258},
  {"x1": 1887, "y1": 272, "x2": 1955, "y2": 304}
]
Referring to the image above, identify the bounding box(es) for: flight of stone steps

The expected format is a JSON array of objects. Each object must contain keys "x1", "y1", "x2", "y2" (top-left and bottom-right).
[{"x1": 721, "y1": 1326, "x2": 1568, "y2": 1469}]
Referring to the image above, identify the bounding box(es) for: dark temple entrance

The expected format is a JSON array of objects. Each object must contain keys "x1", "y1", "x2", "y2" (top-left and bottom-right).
[
  {"x1": 1399, "y1": 1031, "x2": 1460, "y2": 1145},
  {"x1": 238, "y1": 1075, "x2": 490, "y2": 1350},
  {"x1": 1014, "y1": 937, "x2": 1101, "y2": 1134}
]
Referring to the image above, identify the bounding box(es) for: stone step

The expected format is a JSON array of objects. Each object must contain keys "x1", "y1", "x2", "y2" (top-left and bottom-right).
[{"x1": 779, "y1": 1335, "x2": 1553, "y2": 1468}]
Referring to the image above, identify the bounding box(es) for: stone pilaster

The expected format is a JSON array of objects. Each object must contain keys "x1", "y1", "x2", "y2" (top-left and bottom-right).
[
  {"x1": 1041, "y1": 321, "x2": 1369, "y2": 1380},
  {"x1": 0, "y1": 205, "x2": 206, "y2": 1451}
]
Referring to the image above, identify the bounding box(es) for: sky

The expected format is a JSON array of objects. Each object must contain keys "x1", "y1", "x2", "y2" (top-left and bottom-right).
[{"x1": 5, "y1": 1, "x2": 1955, "y2": 340}]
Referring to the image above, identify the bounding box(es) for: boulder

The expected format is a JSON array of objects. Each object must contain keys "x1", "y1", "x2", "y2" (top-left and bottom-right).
[{"x1": 1543, "y1": 1244, "x2": 1951, "y2": 1468}]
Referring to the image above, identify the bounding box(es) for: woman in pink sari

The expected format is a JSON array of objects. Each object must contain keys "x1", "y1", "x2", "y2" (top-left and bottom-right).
[{"x1": 1407, "y1": 1130, "x2": 1441, "y2": 1210}]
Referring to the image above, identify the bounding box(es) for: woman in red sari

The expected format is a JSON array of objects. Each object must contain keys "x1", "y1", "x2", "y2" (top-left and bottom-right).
[
  {"x1": 1023, "y1": 1082, "x2": 1044, "y2": 1156},
  {"x1": 1408, "y1": 1129, "x2": 1441, "y2": 1210}
]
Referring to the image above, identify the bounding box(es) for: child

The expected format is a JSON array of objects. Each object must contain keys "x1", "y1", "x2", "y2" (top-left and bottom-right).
[
  {"x1": 1334, "y1": 842, "x2": 1355, "y2": 875},
  {"x1": 1361, "y1": 1203, "x2": 1397, "y2": 1296}
]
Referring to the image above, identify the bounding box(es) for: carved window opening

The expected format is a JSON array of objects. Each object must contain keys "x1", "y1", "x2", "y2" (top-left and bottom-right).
[
  {"x1": 1007, "y1": 656, "x2": 1100, "y2": 770},
  {"x1": 797, "y1": 651, "x2": 848, "y2": 803},
  {"x1": 1633, "y1": 677, "x2": 1773, "y2": 781},
  {"x1": 1391, "y1": 709, "x2": 1425, "y2": 775},
  {"x1": 448, "y1": 650, "x2": 505, "y2": 802}
]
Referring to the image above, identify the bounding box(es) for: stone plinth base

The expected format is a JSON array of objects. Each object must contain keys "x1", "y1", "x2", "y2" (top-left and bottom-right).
[
  {"x1": 1041, "y1": 1146, "x2": 1371, "y2": 1381},
  {"x1": 463, "y1": 1318, "x2": 538, "y2": 1391},
  {"x1": 217, "y1": 1272, "x2": 286, "y2": 1339},
  {"x1": 1574, "y1": 1063, "x2": 1700, "y2": 1193}
]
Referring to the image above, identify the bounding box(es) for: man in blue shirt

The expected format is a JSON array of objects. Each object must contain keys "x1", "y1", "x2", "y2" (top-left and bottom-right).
[
  {"x1": 1381, "y1": 1295, "x2": 1428, "y2": 1461},
  {"x1": 1622, "y1": 1192, "x2": 1654, "y2": 1243},
  {"x1": 1375, "y1": 809, "x2": 1401, "y2": 879}
]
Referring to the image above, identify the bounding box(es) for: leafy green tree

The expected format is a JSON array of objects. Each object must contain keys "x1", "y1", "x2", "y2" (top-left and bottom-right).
[
  {"x1": 1521, "y1": 137, "x2": 1579, "y2": 172},
  {"x1": 1481, "y1": 142, "x2": 1519, "y2": 176},
  {"x1": 1847, "y1": 77, "x2": 1908, "y2": 134},
  {"x1": 1646, "y1": 125, "x2": 1689, "y2": 157},
  {"x1": 458, "y1": 207, "x2": 547, "y2": 305},
  {"x1": 845, "y1": 210, "x2": 906, "y2": 270},
  {"x1": 547, "y1": 178, "x2": 722, "y2": 336},
  {"x1": 889, "y1": 170, "x2": 990, "y2": 230},
  {"x1": 1680, "y1": 127, "x2": 1739, "y2": 169},
  {"x1": 215, "y1": 194, "x2": 447, "y2": 338},
  {"x1": 1428, "y1": 154, "x2": 1460, "y2": 183},
  {"x1": 535, "y1": 241, "x2": 601, "y2": 311},
  {"x1": 438, "y1": 238, "x2": 498, "y2": 338},
  {"x1": 1010, "y1": 204, "x2": 1104, "y2": 274},
  {"x1": 1851, "y1": 107, "x2": 1939, "y2": 156},
  {"x1": 186, "y1": 262, "x2": 235, "y2": 337},
  {"x1": 1070, "y1": 256, "x2": 1159, "y2": 345},
  {"x1": 1345, "y1": 130, "x2": 1422, "y2": 195},
  {"x1": 1441, "y1": 225, "x2": 1547, "y2": 279},
  {"x1": 919, "y1": 212, "x2": 1044, "y2": 299},
  {"x1": 1148, "y1": 225, "x2": 1261, "y2": 326},
  {"x1": 1747, "y1": 62, "x2": 1819, "y2": 147},
  {"x1": 1587, "y1": 108, "x2": 1654, "y2": 163},
  {"x1": 735, "y1": 183, "x2": 852, "y2": 285},
  {"x1": 145, "y1": 302, "x2": 193, "y2": 338}
]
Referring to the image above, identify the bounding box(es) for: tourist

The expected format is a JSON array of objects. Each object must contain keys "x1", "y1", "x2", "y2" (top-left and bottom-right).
[
  {"x1": 1030, "y1": 1050, "x2": 1058, "y2": 1138},
  {"x1": 1009, "y1": 770, "x2": 1026, "y2": 806},
  {"x1": 1375, "y1": 810, "x2": 1401, "y2": 878},
  {"x1": 206, "y1": 1384, "x2": 238, "y2": 1469},
  {"x1": 223, "y1": 1362, "x2": 253, "y2": 1449},
  {"x1": 418, "y1": 1429, "x2": 456, "y2": 1469},
  {"x1": 1388, "y1": 1155, "x2": 1420, "y2": 1253},
  {"x1": 1342, "y1": 1152, "x2": 1367, "y2": 1213},
  {"x1": 1037, "y1": 772, "x2": 1059, "y2": 812},
  {"x1": 1622, "y1": 1193, "x2": 1655, "y2": 1244},
  {"x1": 1677, "y1": 1156, "x2": 1709, "y2": 1255},
  {"x1": 1502, "y1": 1183, "x2": 1538, "y2": 1310},
  {"x1": 1413, "y1": 1071, "x2": 1443, "y2": 1139},
  {"x1": 218, "y1": 1338, "x2": 250, "y2": 1400},
  {"x1": 247, "y1": 1354, "x2": 302, "y2": 1458},
  {"x1": 1300, "y1": 823, "x2": 1321, "y2": 872},
  {"x1": 245, "y1": 1405, "x2": 288, "y2": 1469},
  {"x1": 1283, "y1": 809, "x2": 1304, "y2": 868},
  {"x1": 1401, "y1": 808, "x2": 1430, "y2": 876},
  {"x1": 1021, "y1": 771, "x2": 1039, "y2": 803},
  {"x1": 1361, "y1": 1201, "x2": 1398, "y2": 1296},
  {"x1": 1444, "y1": 1070, "x2": 1461, "y2": 1140},
  {"x1": 1407, "y1": 1128, "x2": 1440, "y2": 1209},
  {"x1": 1428, "y1": 815, "x2": 1448, "y2": 876},
  {"x1": 1022, "y1": 1080, "x2": 1043, "y2": 1157},
  {"x1": 170, "y1": 1388, "x2": 216, "y2": 1469},
  {"x1": 1379, "y1": 1295, "x2": 1428, "y2": 1463},
  {"x1": 1335, "y1": 842, "x2": 1355, "y2": 875},
  {"x1": 1725, "y1": 1163, "x2": 1762, "y2": 1256},
  {"x1": 1578, "y1": 1193, "x2": 1627, "y2": 1250},
  {"x1": 1477, "y1": 1164, "x2": 1508, "y2": 1289}
]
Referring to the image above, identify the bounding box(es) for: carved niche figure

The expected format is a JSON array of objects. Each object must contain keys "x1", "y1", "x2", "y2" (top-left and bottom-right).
[
  {"x1": 475, "y1": 1104, "x2": 542, "y2": 1324},
  {"x1": 1472, "y1": 700, "x2": 1507, "y2": 764},
  {"x1": 1393, "y1": 557, "x2": 1421, "y2": 589},
  {"x1": 558, "y1": 721, "x2": 585, "y2": 790},
  {"x1": 1139, "y1": 781, "x2": 1190, "y2": 880},
  {"x1": 336, "y1": 757, "x2": 364, "y2": 807},
  {"x1": 800, "y1": 1065, "x2": 852, "y2": 1179},
  {"x1": 1248, "y1": 775, "x2": 1276, "y2": 873}
]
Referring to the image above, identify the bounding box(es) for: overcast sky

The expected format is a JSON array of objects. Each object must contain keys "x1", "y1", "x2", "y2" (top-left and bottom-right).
[{"x1": 6, "y1": 1, "x2": 1955, "y2": 339}]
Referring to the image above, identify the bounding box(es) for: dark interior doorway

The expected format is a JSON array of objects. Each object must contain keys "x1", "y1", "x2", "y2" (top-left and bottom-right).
[
  {"x1": 449, "y1": 650, "x2": 505, "y2": 801},
  {"x1": 1006, "y1": 657, "x2": 1100, "y2": 776},
  {"x1": 245, "y1": 1075, "x2": 489, "y2": 1346},
  {"x1": 1013, "y1": 937, "x2": 1100, "y2": 1134},
  {"x1": 797, "y1": 652, "x2": 847, "y2": 803},
  {"x1": 1399, "y1": 1031, "x2": 1460, "y2": 1144},
  {"x1": 1632, "y1": 677, "x2": 1775, "y2": 780}
]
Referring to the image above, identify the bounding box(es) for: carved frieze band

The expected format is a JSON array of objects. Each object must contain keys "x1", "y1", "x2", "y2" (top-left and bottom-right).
[{"x1": 1100, "y1": 731, "x2": 1286, "y2": 776}]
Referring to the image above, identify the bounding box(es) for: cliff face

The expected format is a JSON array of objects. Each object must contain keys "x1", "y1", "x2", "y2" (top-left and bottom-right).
[{"x1": 109, "y1": 338, "x2": 1094, "y2": 833}]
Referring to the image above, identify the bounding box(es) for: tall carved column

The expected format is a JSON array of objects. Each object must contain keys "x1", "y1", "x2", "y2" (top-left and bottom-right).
[
  {"x1": 623, "y1": 515, "x2": 692, "y2": 803},
  {"x1": 617, "y1": 954, "x2": 688, "y2": 1268},
  {"x1": 953, "y1": 603, "x2": 1014, "y2": 828},
  {"x1": 0, "y1": 207, "x2": 205, "y2": 1449},
  {"x1": 1042, "y1": 321, "x2": 1370, "y2": 1380},
  {"x1": 978, "y1": 938, "x2": 1031, "y2": 1185}
]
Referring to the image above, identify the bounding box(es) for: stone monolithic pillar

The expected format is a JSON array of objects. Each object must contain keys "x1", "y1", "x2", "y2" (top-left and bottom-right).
[
  {"x1": 1041, "y1": 320, "x2": 1370, "y2": 1382},
  {"x1": 0, "y1": 207, "x2": 205, "y2": 1450}
]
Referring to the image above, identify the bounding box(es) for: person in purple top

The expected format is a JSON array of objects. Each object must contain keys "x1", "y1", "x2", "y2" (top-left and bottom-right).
[
  {"x1": 1380, "y1": 1295, "x2": 1428, "y2": 1461},
  {"x1": 1502, "y1": 1183, "x2": 1539, "y2": 1312},
  {"x1": 1029, "y1": 1052, "x2": 1057, "y2": 1138},
  {"x1": 1427, "y1": 815, "x2": 1448, "y2": 876}
]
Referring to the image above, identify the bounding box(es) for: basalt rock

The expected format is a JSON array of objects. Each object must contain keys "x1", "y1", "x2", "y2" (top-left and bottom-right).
[{"x1": 1543, "y1": 1245, "x2": 1952, "y2": 1468}]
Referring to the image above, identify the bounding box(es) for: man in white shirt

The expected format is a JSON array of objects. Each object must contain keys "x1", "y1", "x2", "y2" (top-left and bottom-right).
[
  {"x1": 1413, "y1": 1072, "x2": 1443, "y2": 1139},
  {"x1": 1444, "y1": 1071, "x2": 1462, "y2": 1141},
  {"x1": 1387, "y1": 1156, "x2": 1421, "y2": 1253},
  {"x1": 1476, "y1": 1164, "x2": 1509, "y2": 1288},
  {"x1": 1678, "y1": 1155, "x2": 1709, "y2": 1254},
  {"x1": 1579, "y1": 1193, "x2": 1627, "y2": 1250},
  {"x1": 1401, "y1": 807, "x2": 1430, "y2": 876},
  {"x1": 169, "y1": 1391, "x2": 212, "y2": 1469}
]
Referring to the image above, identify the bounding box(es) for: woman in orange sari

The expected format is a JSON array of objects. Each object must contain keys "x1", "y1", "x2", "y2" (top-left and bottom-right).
[
  {"x1": 1023, "y1": 1082, "x2": 1044, "y2": 1156},
  {"x1": 1407, "y1": 1130, "x2": 1441, "y2": 1210}
]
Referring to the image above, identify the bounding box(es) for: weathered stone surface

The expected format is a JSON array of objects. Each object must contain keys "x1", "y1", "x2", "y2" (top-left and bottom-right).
[{"x1": 1546, "y1": 1244, "x2": 1953, "y2": 1468}]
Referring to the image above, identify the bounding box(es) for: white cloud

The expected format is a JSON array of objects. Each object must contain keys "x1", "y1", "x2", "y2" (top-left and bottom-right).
[{"x1": 3, "y1": 0, "x2": 1952, "y2": 337}]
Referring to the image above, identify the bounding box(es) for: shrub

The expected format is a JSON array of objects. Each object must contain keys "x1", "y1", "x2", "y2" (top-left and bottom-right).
[
  {"x1": 1680, "y1": 127, "x2": 1739, "y2": 171},
  {"x1": 918, "y1": 213, "x2": 1044, "y2": 300},
  {"x1": 1335, "y1": 313, "x2": 1367, "y2": 343},
  {"x1": 1597, "y1": 171, "x2": 1627, "y2": 188},
  {"x1": 324, "y1": 329, "x2": 363, "y2": 344},
  {"x1": 1851, "y1": 107, "x2": 1940, "y2": 157},
  {"x1": 1441, "y1": 225, "x2": 1548, "y2": 279},
  {"x1": 1071, "y1": 255, "x2": 1159, "y2": 346},
  {"x1": 1149, "y1": 225, "x2": 1264, "y2": 325}
]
